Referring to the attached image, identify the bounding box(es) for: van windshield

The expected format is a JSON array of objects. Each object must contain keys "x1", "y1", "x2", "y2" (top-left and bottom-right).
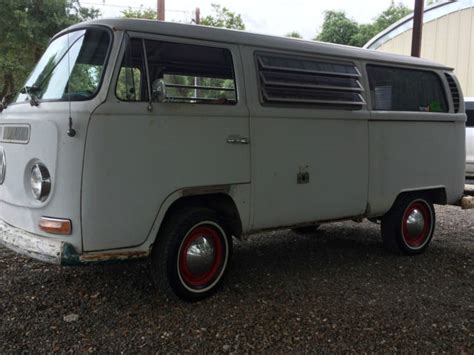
[{"x1": 15, "y1": 28, "x2": 110, "y2": 103}]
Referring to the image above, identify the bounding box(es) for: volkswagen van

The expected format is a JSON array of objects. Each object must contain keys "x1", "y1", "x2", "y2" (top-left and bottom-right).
[{"x1": 0, "y1": 19, "x2": 472, "y2": 300}]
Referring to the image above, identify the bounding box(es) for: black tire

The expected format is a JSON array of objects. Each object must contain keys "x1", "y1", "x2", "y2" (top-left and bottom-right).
[
  {"x1": 381, "y1": 193, "x2": 436, "y2": 255},
  {"x1": 151, "y1": 207, "x2": 232, "y2": 301},
  {"x1": 291, "y1": 224, "x2": 320, "y2": 235}
]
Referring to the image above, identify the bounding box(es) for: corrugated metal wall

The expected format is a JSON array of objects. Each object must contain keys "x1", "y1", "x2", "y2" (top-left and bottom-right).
[{"x1": 377, "y1": 7, "x2": 474, "y2": 97}]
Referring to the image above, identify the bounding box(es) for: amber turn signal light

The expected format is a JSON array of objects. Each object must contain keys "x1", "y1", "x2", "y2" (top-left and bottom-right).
[{"x1": 39, "y1": 217, "x2": 72, "y2": 235}]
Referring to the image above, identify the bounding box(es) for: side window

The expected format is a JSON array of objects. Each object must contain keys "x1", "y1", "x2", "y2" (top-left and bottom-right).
[
  {"x1": 144, "y1": 40, "x2": 236, "y2": 105},
  {"x1": 467, "y1": 109, "x2": 474, "y2": 127},
  {"x1": 116, "y1": 38, "x2": 148, "y2": 101},
  {"x1": 256, "y1": 52, "x2": 365, "y2": 109},
  {"x1": 367, "y1": 65, "x2": 448, "y2": 112}
]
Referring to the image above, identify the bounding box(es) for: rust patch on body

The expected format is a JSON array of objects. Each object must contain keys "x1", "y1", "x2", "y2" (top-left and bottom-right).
[{"x1": 79, "y1": 251, "x2": 149, "y2": 263}]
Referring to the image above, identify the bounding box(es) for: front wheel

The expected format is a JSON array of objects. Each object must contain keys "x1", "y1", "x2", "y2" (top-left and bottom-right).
[
  {"x1": 381, "y1": 194, "x2": 436, "y2": 255},
  {"x1": 151, "y1": 207, "x2": 232, "y2": 301}
]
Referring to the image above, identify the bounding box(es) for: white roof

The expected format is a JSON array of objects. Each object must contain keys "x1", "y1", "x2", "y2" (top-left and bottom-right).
[{"x1": 61, "y1": 18, "x2": 451, "y2": 71}]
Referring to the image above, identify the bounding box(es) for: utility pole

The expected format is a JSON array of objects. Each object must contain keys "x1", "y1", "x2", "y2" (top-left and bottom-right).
[
  {"x1": 157, "y1": 0, "x2": 165, "y2": 21},
  {"x1": 411, "y1": 0, "x2": 424, "y2": 57},
  {"x1": 195, "y1": 7, "x2": 201, "y2": 24}
]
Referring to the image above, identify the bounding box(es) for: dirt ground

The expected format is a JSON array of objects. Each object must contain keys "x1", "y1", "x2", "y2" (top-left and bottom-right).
[{"x1": 1, "y1": 205, "x2": 473, "y2": 353}]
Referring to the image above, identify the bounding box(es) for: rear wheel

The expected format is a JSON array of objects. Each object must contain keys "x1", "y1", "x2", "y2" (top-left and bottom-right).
[
  {"x1": 151, "y1": 207, "x2": 232, "y2": 301},
  {"x1": 381, "y1": 194, "x2": 435, "y2": 255}
]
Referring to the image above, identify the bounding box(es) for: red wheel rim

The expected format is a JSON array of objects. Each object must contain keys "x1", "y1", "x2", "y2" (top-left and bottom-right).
[
  {"x1": 178, "y1": 225, "x2": 225, "y2": 288},
  {"x1": 402, "y1": 201, "x2": 432, "y2": 248}
]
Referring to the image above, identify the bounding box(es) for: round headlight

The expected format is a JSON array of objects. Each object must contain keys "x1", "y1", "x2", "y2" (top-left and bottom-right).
[
  {"x1": 31, "y1": 163, "x2": 51, "y2": 201},
  {"x1": 0, "y1": 147, "x2": 5, "y2": 185}
]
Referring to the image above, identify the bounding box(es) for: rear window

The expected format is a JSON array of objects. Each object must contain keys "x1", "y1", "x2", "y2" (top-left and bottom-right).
[{"x1": 367, "y1": 65, "x2": 448, "y2": 113}]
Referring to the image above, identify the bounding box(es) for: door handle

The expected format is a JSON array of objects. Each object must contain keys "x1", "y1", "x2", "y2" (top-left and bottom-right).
[{"x1": 227, "y1": 135, "x2": 249, "y2": 144}]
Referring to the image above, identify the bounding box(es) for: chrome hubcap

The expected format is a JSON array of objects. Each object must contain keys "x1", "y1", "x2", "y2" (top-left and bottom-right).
[
  {"x1": 405, "y1": 208, "x2": 425, "y2": 238},
  {"x1": 185, "y1": 236, "x2": 216, "y2": 276}
]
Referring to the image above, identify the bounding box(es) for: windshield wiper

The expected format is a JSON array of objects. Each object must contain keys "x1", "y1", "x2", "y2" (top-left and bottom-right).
[{"x1": 20, "y1": 85, "x2": 40, "y2": 107}]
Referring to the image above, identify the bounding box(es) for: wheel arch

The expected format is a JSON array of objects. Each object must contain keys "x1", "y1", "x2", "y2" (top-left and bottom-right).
[
  {"x1": 146, "y1": 186, "x2": 245, "y2": 251},
  {"x1": 163, "y1": 193, "x2": 243, "y2": 238},
  {"x1": 369, "y1": 186, "x2": 447, "y2": 219},
  {"x1": 397, "y1": 187, "x2": 447, "y2": 204},
  {"x1": 388, "y1": 187, "x2": 447, "y2": 215}
]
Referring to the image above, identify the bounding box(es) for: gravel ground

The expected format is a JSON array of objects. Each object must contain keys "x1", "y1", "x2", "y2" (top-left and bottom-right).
[{"x1": 1, "y1": 205, "x2": 473, "y2": 353}]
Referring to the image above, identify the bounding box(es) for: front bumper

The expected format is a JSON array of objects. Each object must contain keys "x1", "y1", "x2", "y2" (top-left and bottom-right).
[
  {"x1": 0, "y1": 219, "x2": 149, "y2": 265},
  {"x1": 0, "y1": 219, "x2": 78, "y2": 265}
]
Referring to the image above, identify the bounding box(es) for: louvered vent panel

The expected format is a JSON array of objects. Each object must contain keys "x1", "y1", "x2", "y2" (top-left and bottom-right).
[
  {"x1": 257, "y1": 53, "x2": 365, "y2": 109},
  {"x1": 1, "y1": 125, "x2": 30, "y2": 144},
  {"x1": 445, "y1": 73, "x2": 460, "y2": 113}
]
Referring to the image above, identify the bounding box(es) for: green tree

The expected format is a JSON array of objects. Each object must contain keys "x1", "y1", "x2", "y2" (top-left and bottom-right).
[
  {"x1": 121, "y1": 7, "x2": 157, "y2": 19},
  {"x1": 286, "y1": 31, "x2": 303, "y2": 39},
  {"x1": 0, "y1": 0, "x2": 100, "y2": 98},
  {"x1": 200, "y1": 4, "x2": 245, "y2": 30},
  {"x1": 315, "y1": 2, "x2": 411, "y2": 47},
  {"x1": 350, "y1": 23, "x2": 378, "y2": 47},
  {"x1": 372, "y1": 2, "x2": 412, "y2": 33},
  {"x1": 315, "y1": 11, "x2": 360, "y2": 46}
]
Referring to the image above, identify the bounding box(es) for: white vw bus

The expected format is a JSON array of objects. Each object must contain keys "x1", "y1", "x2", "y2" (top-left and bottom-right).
[{"x1": 0, "y1": 19, "x2": 472, "y2": 300}]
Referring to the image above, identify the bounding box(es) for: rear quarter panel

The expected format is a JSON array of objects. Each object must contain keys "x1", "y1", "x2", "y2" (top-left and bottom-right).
[
  {"x1": 366, "y1": 67, "x2": 465, "y2": 216},
  {"x1": 367, "y1": 117, "x2": 465, "y2": 216}
]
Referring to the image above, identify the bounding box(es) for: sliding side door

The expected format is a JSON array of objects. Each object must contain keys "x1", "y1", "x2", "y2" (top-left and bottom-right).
[{"x1": 240, "y1": 47, "x2": 370, "y2": 230}]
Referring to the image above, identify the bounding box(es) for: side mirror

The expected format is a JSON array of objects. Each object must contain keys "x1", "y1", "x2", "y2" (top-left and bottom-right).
[{"x1": 152, "y1": 79, "x2": 167, "y2": 103}]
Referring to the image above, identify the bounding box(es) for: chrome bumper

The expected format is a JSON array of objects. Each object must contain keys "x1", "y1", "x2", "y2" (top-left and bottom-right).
[
  {"x1": 0, "y1": 219, "x2": 74, "y2": 264},
  {"x1": 0, "y1": 219, "x2": 147, "y2": 265}
]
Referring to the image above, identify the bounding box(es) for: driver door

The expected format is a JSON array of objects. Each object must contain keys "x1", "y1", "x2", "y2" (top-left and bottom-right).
[{"x1": 81, "y1": 32, "x2": 251, "y2": 251}]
